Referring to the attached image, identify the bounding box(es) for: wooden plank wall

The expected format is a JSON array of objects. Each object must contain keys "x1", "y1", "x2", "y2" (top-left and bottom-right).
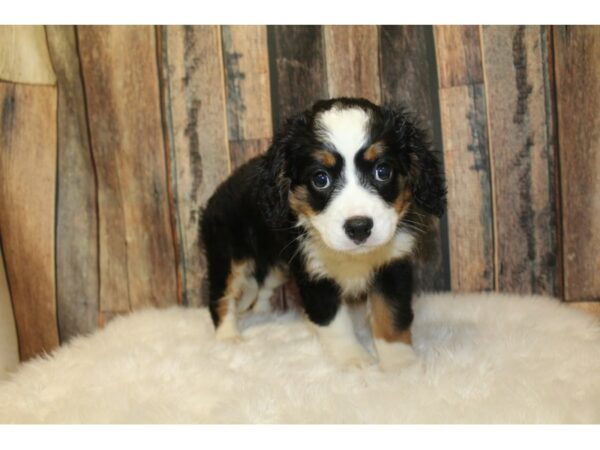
[{"x1": 1, "y1": 25, "x2": 599, "y2": 361}]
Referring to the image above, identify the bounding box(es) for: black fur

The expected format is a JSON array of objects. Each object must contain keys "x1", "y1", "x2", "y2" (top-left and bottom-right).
[{"x1": 201, "y1": 97, "x2": 446, "y2": 336}]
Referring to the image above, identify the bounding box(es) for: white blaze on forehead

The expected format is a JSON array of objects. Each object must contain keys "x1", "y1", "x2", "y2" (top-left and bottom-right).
[{"x1": 316, "y1": 106, "x2": 370, "y2": 160}]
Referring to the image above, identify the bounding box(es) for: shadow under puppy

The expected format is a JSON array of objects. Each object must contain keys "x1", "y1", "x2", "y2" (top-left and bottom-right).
[{"x1": 201, "y1": 97, "x2": 446, "y2": 371}]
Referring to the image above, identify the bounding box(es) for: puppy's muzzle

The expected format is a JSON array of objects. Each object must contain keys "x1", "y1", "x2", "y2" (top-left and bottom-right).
[{"x1": 343, "y1": 216, "x2": 373, "y2": 244}]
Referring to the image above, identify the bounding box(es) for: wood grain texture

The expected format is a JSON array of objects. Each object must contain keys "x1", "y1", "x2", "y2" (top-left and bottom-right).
[
  {"x1": 0, "y1": 82, "x2": 60, "y2": 360},
  {"x1": 434, "y1": 26, "x2": 483, "y2": 88},
  {"x1": 0, "y1": 26, "x2": 56, "y2": 85},
  {"x1": 0, "y1": 244, "x2": 19, "y2": 376},
  {"x1": 159, "y1": 26, "x2": 230, "y2": 307},
  {"x1": 46, "y1": 26, "x2": 99, "y2": 342},
  {"x1": 324, "y1": 25, "x2": 381, "y2": 103},
  {"x1": 481, "y1": 26, "x2": 558, "y2": 296},
  {"x1": 78, "y1": 26, "x2": 177, "y2": 311},
  {"x1": 554, "y1": 26, "x2": 600, "y2": 301},
  {"x1": 379, "y1": 25, "x2": 449, "y2": 292},
  {"x1": 438, "y1": 85, "x2": 494, "y2": 292},
  {"x1": 269, "y1": 25, "x2": 328, "y2": 126},
  {"x1": 435, "y1": 26, "x2": 494, "y2": 292}
]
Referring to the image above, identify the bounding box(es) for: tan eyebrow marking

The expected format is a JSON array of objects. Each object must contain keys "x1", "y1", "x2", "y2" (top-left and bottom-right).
[
  {"x1": 364, "y1": 142, "x2": 386, "y2": 161},
  {"x1": 314, "y1": 150, "x2": 337, "y2": 168}
]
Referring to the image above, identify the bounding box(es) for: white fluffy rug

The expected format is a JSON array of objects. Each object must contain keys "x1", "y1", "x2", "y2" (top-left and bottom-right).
[{"x1": 1, "y1": 292, "x2": 599, "y2": 423}]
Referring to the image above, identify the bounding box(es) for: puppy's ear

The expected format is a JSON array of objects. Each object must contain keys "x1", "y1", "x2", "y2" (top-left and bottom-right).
[
  {"x1": 385, "y1": 106, "x2": 447, "y2": 217},
  {"x1": 258, "y1": 111, "x2": 310, "y2": 227}
]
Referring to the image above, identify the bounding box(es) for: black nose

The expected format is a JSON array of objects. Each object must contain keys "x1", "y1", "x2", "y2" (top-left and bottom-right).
[{"x1": 343, "y1": 216, "x2": 373, "y2": 244}]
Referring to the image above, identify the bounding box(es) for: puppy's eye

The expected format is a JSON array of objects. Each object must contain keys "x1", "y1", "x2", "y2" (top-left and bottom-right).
[
  {"x1": 311, "y1": 170, "x2": 331, "y2": 190},
  {"x1": 374, "y1": 163, "x2": 393, "y2": 182}
]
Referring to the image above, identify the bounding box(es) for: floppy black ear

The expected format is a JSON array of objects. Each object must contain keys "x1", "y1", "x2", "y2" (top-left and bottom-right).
[
  {"x1": 385, "y1": 106, "x2": 447, "y2": 217},
  {"x1": 257, "y1": 111, "x2": 310, "y2": 228}
]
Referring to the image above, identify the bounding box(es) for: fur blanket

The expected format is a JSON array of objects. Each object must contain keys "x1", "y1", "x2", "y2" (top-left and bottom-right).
[{"x1": 1, "y1": 292, "x2": 599, "y2": 423}]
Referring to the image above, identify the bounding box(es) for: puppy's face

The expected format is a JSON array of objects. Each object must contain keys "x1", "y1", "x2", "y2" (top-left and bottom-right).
[
  {"x1": 261, "y1": 98, "x2": 446, "y2": 254},
  {"x1": 289, "y1": 106, "x2": 410, "y2": 253}
]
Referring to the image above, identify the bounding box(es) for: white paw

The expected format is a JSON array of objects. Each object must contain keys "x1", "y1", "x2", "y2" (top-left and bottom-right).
[
  {"x1": 327, "y1": 341, "x2": 375, "y2": 369},
  {"x1": 375, "y1": 340, "x2": 418, "y2": 372},
  {"x1": 216, "y1": 321, "x2": 242, "y2": 342}
]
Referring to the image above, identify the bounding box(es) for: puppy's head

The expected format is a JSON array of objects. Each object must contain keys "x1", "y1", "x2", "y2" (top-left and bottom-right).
[{"x1": 259, "y1": 98, "x2": 446, "y2": 254}]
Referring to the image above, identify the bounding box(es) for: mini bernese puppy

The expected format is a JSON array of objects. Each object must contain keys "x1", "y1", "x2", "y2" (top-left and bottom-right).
[{"x1": 201, "y1": 97, "x2": 446, "y2": 371}]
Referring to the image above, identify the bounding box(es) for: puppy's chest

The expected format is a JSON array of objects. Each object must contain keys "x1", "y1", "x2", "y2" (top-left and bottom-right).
[{"x1": 299, "y1": 230, "x2": 415, "y2": 297}]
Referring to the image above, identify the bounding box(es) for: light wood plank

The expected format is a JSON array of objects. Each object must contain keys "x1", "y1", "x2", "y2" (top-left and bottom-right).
[
  {"x1": 554, "y1": 26, "x2": 600, "y2": 301},
  {"x1": 434, "y1": 25, "x2": 483, "y2": 88},
  {"x1": 0, "y1": 82, "x2": 60, "y2": 360},
  {"x1": 159, "y1": 25, "x2": 230, "y2": 307},
  {"x1": 0, "y1": 26, "x2": 56, "y2": 85},
  {"x1": 0, "y1": 244, "x2": 19, "y2": 377},
  {"x1": 481, "y1": 25, "x2": 559, "y2": 296},
  {"x1": 46, "y1": 25, "x2": 99, "y2": 342},
  {"x1": 323, "y1": 25, "x2": 381, "y2": 103},
  {"x1": 78, "y1": 26, "x2": 177, "y2": 311}
]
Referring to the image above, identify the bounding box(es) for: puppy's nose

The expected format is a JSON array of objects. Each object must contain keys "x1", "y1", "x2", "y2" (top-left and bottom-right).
[{"x1": 343, "y1": 216, "x2": 373, "y2": 244}]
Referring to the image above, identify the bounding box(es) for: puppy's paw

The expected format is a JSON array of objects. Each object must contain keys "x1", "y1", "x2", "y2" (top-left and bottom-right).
[
  {"x1": 375, "y1": 340, "x2": 419, "y2": 372},
  {"x1": 215, "y1": 322, "x2": 242, "y2": 342},
  {"x1": 328, "y1": 341, "x2": 376, "y2": 369}
]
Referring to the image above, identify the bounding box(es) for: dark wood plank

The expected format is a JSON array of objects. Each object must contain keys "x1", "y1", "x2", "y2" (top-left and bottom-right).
[
  {"x1": 0, "y1": 82, "x2": 60, "y2": 360},
  {"x1": 158, "y1": 25, "x2": 230, "y2": 307},
  {"x1": 379, "y1": 25, "x2": 450, "y2": 292},
  {"x1": 0, "y1": 26, "x2": 56, "y2": 85},
  {"x1": 435, "y1": 25, "x2": 494, "y2": 292},
  {"x1": 481, "y1": 26, "x2": 559, "y2": 296},
  {"x1": 554, "y1": 26, "x2": 600, "y2": 301},
  {"x1": 323, "y1": 25, "x2": 380, "y2": 102},
  {"x1": 78, "y1": 26, "x2": 177, "y2": 311},
  {"x1": 269, "y1": 25, "x2": 328, "y2": 127},
  {"x1": 46, "y1": 25, "x2": 99, "y2": 342}
]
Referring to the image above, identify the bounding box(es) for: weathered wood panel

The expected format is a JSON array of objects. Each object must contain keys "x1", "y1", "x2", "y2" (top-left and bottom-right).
[
  {"x1": 380, "y1": 25, "x2": 450, "y2": 292},
  {"x1": 78, "y1": 26, "x2": 177, "y2": 311},
  {"x1": 481, "y1": 26, "x2": 558, "y2": 296},
  {"x1": 0, "y1": 244, "x2": 19, "y2": 376},
  {"x1": 323, "y1": 25, "x2": 380, "y2": 103},
  {"x1": 0, "y1": 82, "x2": 60, "y2": 360},
  {"x1": 0, "y1": 26, "x2": 56, "y2": 85},
  {"x1": 159, "y1": 25, "x2": 230, "y2": 307},
  {"x1": 222, "y1": 25, "x2": 273, "y2": 169},
  {"x1": 435, "y1": 26, "x2": 494, "y2": 292},
  {"x1": 269, "y1": 25, "x2": 328, "y2": 126},
  {"x1": 46, "y1": 26, "x2": 99, "y2": 342},
  {"x1": 554, "y1": 26, "x2": 600, "y2": 301}
]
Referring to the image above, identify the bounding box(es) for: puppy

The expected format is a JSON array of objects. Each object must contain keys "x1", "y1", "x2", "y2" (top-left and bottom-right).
[{"x1": 201, "y1": 97, "x2": 446, "y2": 370}]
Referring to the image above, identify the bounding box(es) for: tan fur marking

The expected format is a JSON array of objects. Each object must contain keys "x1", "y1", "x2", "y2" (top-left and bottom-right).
[
  {"x1": 217, "y1": 260, "x2": 254, "y2": 323},
  {"x1": 289, "y1": 186, "x2": 316, "y2": 217},
  {"x1": 364, "y1": 142, "x2": 385, "y2": 162},
  {"x1": 394, "y1": 188, "x2": 412, "y2": 214},
  {"x1": 370, "y1": 292, "x2": 412, "y2": 344},
  {"x1": 315, "y1": 150, "x2": 336, "y2": 168}
]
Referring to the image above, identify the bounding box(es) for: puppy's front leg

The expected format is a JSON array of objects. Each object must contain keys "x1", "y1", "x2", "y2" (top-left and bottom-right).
[
  {"x1": 298, "y1": 277, "x2": 374, "y2": 368},
  {"x1": 370, "y1": 260, "x2": 418, "y2": 371}
]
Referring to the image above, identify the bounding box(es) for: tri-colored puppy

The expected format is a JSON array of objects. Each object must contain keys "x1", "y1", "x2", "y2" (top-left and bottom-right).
[{"x1": 201, "y1": 98, "x2": 446, "y2": 370}]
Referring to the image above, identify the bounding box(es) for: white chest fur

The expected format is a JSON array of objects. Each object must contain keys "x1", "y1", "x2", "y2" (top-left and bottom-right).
[{"x1": 300, "y1": 228, "x2": 415, "y2": 297}]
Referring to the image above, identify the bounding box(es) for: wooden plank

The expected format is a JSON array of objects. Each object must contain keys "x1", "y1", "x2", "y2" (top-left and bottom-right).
[
  {"x1": 481, "y1": 26, "x2": 558, "y2": 296},
  {"x1": 45, "y1": 26, "x2": 99, "y2": 342},
  {"x1": 434, "y1": 25, "x2": 483, "y2": 88},
  {"x1": 78, "y1": 26, "x2": 177, "y2": 311},
  {"x1": 0, "y1": 244, "x2": 19, "y2": 376},
  {"x1": 269, "y1": 25, "x2": 328, "y2": 126},
  {"x1": 158, "y1": 25, "x2": 230, "y2": 307},
  {"x1": 0, "y1": 26, "x2": 56, "y2": 85},
  {"x1": 379, "y1": 25, "x2": 450, "y2": 292},
  {"x1": 554, "y1": 26, "x2": 600, "y2": 301},
  {"x1": 0, "y1": 82, "x2": 60, "y2": 360},
  {"x1": 434, "y1": 26, "x2": 494, "y2": 292},
  {"x1": 323, "y1": 25, "x2": 380, "y2": 102}
]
